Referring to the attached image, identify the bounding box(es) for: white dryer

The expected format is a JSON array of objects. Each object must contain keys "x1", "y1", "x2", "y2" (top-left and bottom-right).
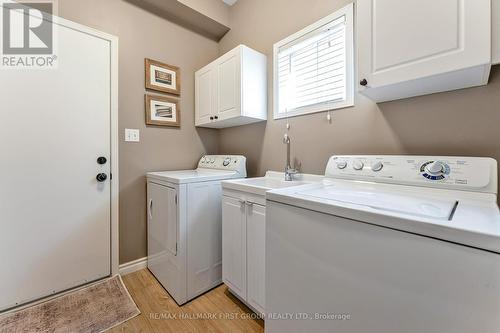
[
  {"x1": 147, "y1": 155, "x2": 246, "y2": 305},
  {"x1": 266, "y1": 155, "x2": 500, "y2": 333}
]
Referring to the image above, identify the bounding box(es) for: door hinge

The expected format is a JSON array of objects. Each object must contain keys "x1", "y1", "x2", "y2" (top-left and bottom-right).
[
  {"x1": 175, "y1": 195, "x2": 177, "y2": 205},
  {"x1": 110, "y1": 173, "x2": 113, "y2": 180}
]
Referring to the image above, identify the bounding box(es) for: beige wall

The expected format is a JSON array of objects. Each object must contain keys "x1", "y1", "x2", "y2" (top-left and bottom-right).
[
  {"x1": 59, "y1": 0, "x2": 220, "y2": 264},
  {"x1": 56, "y1": 0, "x2": 500, "y2": 264},
  {"x1": 219, "y1": 0, "x2": 500, "y2": 195}
]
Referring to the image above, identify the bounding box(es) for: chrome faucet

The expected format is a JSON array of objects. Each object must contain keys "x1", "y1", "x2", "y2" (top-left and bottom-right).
[{"x1": 283, "y1": 134, "x2": 299, "y2": 181}]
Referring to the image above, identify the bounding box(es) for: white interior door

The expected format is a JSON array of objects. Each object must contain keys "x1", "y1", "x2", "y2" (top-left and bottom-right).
[{"x1": 0, "y1": 21, "x2": 112, "y2": 311}]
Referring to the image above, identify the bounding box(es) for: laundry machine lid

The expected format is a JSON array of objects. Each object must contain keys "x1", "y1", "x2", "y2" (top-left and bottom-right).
[
  {"x1": 147, "y1": 169, "x2": 240, "y2": 184},
  {"x1": 298, "y1": 182, "x2": 457, "y2": 220}
]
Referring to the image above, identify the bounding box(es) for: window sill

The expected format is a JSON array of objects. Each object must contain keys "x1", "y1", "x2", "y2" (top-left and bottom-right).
[{"x1": 273, "y1": 100, "x2": 354, "y2": 120}]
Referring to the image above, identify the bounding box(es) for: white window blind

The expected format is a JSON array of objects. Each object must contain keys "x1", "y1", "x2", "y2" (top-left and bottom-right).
[{"x1": 273, "y1": 4, "x2": 354, "y2": 119}]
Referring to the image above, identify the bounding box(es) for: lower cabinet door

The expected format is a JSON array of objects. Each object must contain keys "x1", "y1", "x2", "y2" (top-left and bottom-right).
[
  {"x1": 246, "y1": 202, "x2": 266, "y2": 314},
  {"x1": 222, "y1": 196, "x2": 247, "y2": 299}
]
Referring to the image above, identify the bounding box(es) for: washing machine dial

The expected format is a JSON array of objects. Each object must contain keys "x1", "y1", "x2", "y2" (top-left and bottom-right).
[
  {"x1": 223, "y1": 157, "x2": 231, "y2": 166},
  {"x1": 336, "y1": 161, "x2": 347, "y2": 169},
  {"x1": 371, "y1": 161, "x2": 383, "y2": 172},
  {"x1": 426, "y1": 161, "x2": 446, "y2": 175},
  {"x1": 352, "y1": 160, "x2": 364, "y2": 171},
  {"x1": 420, "y1": 161, "x2": 450, "y2": 181}
]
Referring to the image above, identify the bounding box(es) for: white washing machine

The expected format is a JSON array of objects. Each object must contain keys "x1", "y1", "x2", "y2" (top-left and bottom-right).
[
  {"x1": 147, "y1": 155, "x2": 246, "y2": 305},
  {"x1": 266, "y1": 155, "x2": 500, "y2": 333}
]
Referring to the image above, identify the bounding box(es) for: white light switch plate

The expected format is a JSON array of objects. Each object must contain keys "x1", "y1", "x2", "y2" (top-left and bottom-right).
[{"x1": 125, "y1": 129, "x2": 140, "y2": 142}]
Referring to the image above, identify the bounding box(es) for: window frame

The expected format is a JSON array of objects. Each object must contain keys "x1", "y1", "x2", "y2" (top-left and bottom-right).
[{"x1": 273, "y1": 3, "x2": 354, "y2": 120}]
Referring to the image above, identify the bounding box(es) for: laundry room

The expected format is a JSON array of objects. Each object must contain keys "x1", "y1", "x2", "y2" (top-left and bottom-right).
[{"x1": 0, "y1": 0, "x2": 499, "y2": 332}]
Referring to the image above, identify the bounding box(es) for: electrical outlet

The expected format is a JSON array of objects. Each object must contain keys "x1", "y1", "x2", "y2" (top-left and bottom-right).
[{"x1": 125, "y1": 129, "x2": 140, "y2": 142}]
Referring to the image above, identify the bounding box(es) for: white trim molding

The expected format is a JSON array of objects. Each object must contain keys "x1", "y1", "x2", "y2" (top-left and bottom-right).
[{"x1": 119, "y1": 257, "x2": 148, "y2": 276}]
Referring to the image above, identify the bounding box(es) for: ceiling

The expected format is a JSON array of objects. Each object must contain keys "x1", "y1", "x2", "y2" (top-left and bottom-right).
[{"x1": 125, "y1": 0, "x2": 230, "y2": 41}]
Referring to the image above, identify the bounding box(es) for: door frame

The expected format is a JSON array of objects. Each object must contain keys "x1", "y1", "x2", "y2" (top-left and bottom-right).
[{"x1": 50, "y1": 15, "x2": 120, "y2": 276}]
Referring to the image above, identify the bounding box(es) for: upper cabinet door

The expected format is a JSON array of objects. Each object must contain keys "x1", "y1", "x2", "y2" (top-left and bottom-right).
[
  {"x1": 217, "y1": 49, "x2": 242, "y2": 120},
  {"x1": 357, "y1": 0, "x2": 491, "y2": 102},
  {"x1": 195, "y1": 65, "x2": 215, "y2": 126}
]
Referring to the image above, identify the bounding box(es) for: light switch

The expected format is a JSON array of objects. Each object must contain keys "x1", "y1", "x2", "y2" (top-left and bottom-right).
[{"x1": 125, "y1": 129, "x2": 140, "y2": 142}]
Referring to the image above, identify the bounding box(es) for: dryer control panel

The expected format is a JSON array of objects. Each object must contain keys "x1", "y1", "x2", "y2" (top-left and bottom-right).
[
  {"x1": 198, "y1": 155, "x2": 247, "y2": 176},
  {"x1": 325, "y1": 155, "x2": 497, "y2": 194}
]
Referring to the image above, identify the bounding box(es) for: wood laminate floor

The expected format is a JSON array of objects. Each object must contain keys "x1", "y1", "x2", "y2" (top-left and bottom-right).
[{"x1": 109, "y1": 269, "x2": 265, "y2": 333}]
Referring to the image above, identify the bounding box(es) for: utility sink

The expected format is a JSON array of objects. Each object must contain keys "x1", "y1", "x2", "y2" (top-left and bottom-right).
[{"x1": 222, "y1": 171, "x2": 322, "y2": 197}]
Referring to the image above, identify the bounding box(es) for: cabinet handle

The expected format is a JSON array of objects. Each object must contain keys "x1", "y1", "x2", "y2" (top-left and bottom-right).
[
  {"x1": 360, "y1": 78, "x2": 368, "y2": 86},
  {"x1": 148, "y1": 199, "x2": 153, "y2": 219},
  {"x1": 214, "y1": 115, "x2": 219, "y2": 120},
  {"x1": 210, "y1": 116, "x2": 214, "y2": 120}
]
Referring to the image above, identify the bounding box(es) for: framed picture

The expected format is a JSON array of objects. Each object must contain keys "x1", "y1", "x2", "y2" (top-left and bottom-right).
[
  {"x1": 145, "y1": 94, "x2": 180, "y2": 127},
  {"x1": 145, "y1": 58, "x2": 180, "y2": 95}
]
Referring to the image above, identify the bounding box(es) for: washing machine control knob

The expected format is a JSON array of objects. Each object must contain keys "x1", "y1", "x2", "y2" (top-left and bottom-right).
[
  {"x1": 426, "y1": 161, "x2": 446, "y2": 175},
  {"x1": 371, "y1": 161, "x2": 383, "y2": 172},
  {"x1": 336, "y1": 161, "x2": 347, "y2": 169},
  {"x1": 352, "y1": 160, "x2": 364, "y2": 171}
]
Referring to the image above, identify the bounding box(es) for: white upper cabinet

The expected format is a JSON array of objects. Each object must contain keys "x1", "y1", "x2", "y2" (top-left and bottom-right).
[
  {"x1": 357, "y1": 0, "x2": 492, "y2": 102},
  {"x1": 195, "y1": 45, "x2": 267, "y2": 128},
  {"x1": 493, "y1": 0, "x2": 500, "y2": 64}
]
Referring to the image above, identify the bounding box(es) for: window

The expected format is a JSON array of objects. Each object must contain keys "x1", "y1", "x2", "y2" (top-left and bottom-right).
[{"x1": 273, "y1": 4, "x2": 354, "y2": 119}]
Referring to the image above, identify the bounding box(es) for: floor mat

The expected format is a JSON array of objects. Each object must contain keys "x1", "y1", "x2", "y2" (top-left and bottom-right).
[{"x1": 0, "y1": 275, "x2": 140, "y2": 333}]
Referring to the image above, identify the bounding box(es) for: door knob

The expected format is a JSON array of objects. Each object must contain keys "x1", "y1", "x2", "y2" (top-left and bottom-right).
[
  {"x1": 360, "y1": 78, "x2": 368, "y2": 86},
  {"x1": 96, "y1": 173, "x2": 108, "y2": 182},
  {"x1": 97, "y1": 156, "x2": 107, "y2": 165}
]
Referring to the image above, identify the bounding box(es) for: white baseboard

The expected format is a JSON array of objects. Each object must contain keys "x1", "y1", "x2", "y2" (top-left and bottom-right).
[{"x1": 119, "y1": 257, "x2": 148, "y2": 276}]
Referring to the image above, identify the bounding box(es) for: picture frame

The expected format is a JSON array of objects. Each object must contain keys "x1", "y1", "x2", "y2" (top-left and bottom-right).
[
  {"x1": 145, "y1": 58, "x2": 181, "y2": 95},
  {"x1": 145, "y1": 94, "x2": 180, "y2": 127}
]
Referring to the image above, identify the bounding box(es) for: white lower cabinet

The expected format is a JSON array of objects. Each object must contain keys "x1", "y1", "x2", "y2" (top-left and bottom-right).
[
  {"x1": 222, "y1": 195, "x2": 266, "y2": 316},
  {"x1": 246, "y1": 203, "x2": 266, "y2": 315},
  {"x1": 222, "y1": 196, "x2": 247, "y2": 300}
]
